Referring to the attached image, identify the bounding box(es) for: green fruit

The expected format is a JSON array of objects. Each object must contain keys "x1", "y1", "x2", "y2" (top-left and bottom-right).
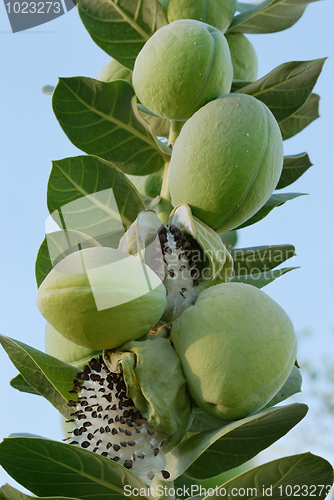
[
  {"x1": 171, "y1": 283, "x2": 297, "y2": 421},
  {"x1": 37, "y1": 247, "x2": 167, "y2": 350},
  {"x1": 226, "y1": 33, "x2": 258, "y2": 81},
  {"x1": 127, "y1": 169, "x2": 163, "y2": 199},
  {"x1": 169, "y1": 93, "x2": 283, "y2": 232},
  {"x1": 132, "y1": 20, "x2": 233, "y2": 121},
  {"x1": 45, "y1": 323, "x2": 100, "y2": 368},
  {"x1": 165, "y1": 0, "x2": 237, "y2": 33},
  {"x1": 97, "y1": 59, "x2": 133, "y2": 84}
]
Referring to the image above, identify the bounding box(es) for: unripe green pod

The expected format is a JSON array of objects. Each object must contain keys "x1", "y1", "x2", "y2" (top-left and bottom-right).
[
  {"x1": 171, "y1": 283, "x2": 297, "y2": 421},
  {"x1": 169, "y1": 93, "x2": 283, "y2": 232},
  {"x1": 225, "y1": 33, "x2": 258, "y2": 82},
  {"x1": 132, "y1": 20, "x2": 233, "y2": 121},
  {"x1": 165, "y1": 0, "x2": 237, "y2": 34},
  {"x1": 45, "y1": 323, "x2": 100, "y2": 368},
  {"x1": 97, "y1": 58, "x2": 133, "y2": 84},
  {"x1": 37, "y1": 247, "x2": 167, "y2": 350}
]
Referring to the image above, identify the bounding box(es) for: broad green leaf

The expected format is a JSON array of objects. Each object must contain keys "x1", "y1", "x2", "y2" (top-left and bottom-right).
[
  {"x1": 277, "y1": 153, "x2": 313, "y2": 189},
  {"x1": 0, "y1": 483, "x2": 80, "y2": 500},
  {"x1": 10, "y1": 373, "x2": 40, "y2": 396},
  {"x1": 207, "y1": 453, "x2": 333, "y2": 499},
  {"x1": 279, "y1": 93, "x2": 320, "y2": 140},
  {"x1": 0, "y1": 335, "x2": 78, "y2": 418},
  {"x1": 78, "y1": 0, "x2": 167, "y2": 70},
  {"x1": 166, "y1": 403, "x2": 307, "y2": 480},
  {"x1": 0, "y1": 437, "x2": 151, "y2": 500},
  {"x1": 52, "y1": 78, "x2": 168, "y2": 175},
  {"x1": 264, "y1": 366, "x2": 302, "y2": 409},
  {"x1": 231, "y1": 244, "x2": 295, "y2": 275},
  {"x1": 238, "y1": 59, "x2": 326, "y2": 122},
  {"x1": 230, "y1": 0, "x2": 320, "y2": 34},
  {"x1": 35, "y1": 230, "x2": 101, "y2": 288},
  {"x1": 231, "y1": 267, "x2": 298, "y2": 288},
  {"x1": 47, "y1": 155, "x2": 146, "y2": 239},
  {"x1": 236, "y1": 193, "x2": 305, "y2": 230}
]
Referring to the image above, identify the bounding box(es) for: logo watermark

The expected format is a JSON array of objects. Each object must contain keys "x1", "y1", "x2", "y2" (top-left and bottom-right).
[{"x1": 3, "y1": 0, "x2": 77, "y2": 33}]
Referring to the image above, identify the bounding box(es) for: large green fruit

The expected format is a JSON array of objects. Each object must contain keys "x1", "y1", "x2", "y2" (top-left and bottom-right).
[
  {"x1": 169, "y1": 93, "x2": 283, "y2": 232},
  {"x1": 132, "y1": 20, "x2": 233, "y2": 121},
  {"x1": 171, "y1": 283, "x2": 297, "y2": 421},
  {"x1": 37, "y1": 247, "x2": 167, "y2": 350},
  {"x1": 45, "y1": 323, "x2": 100, "y2": 368},
  {"x1": 165, "y1": 0, "x2": 237, "y2": 33},
  {"x1": 226, "y1": 33, "x2": 258, "y2": 81}
]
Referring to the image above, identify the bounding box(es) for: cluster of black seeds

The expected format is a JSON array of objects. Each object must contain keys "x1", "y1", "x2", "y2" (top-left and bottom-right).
[
  {"x1": 158, "y1": 224, "x2": 200, "y2": 319},
  {"x1": 66, "y1": 355, "x2": 170, "y2": 483}
]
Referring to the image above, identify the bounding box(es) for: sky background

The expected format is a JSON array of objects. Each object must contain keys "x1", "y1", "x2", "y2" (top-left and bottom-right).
[{"x1": 0, "y1": 0, "x2": 334, "y2": 495}]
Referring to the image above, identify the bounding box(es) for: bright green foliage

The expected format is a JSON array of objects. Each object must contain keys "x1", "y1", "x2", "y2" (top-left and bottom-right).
[
  {"x1": 169, "y1": 93, "x2": 283, "y2": 232},
  {"x1": 164, "y1": 0, "x2": 237, "y2": 33},
  {"x1": 36, "y1": 247, "x2": 167, "y2": 350},
  {"x1": 132, "y1": 19, "x2": 233, "y2": 121},
  {"x1": 171, "y1": 282, "x2": 297, "y2": 420},
  {"x1": 226, "y1": 33, "x2": 258, "y2": 81}
]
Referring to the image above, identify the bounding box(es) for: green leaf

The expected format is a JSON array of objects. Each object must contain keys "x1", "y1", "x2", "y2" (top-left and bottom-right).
[
  {"x1": 277, "y1": 153, "x2": 313, "y2": 189},
  {"x1": 264, "y1": 365, "x2": 302, "y2": 409},
  {"x1": 231, "y1": 244, "x2": 295, "y2": 275},
  {"x1": 166, "y1": 403, "x2": 308, "y2": 480},
  {"x1": 231, "y1": 0, "x2": 320, "y2": 34},
  {"x1": 238, "y1": 59, "x2": 326, "y2": 122},
  {"x1": 48, "y1": 155, "x2": 146, "y2": 238},
  {"x1": 78, "y1": 0, "x2": 167, "y2": 70},
  {"x1": 231, "y1": 267, "x2": 298, "y2": 288},
  {"x1": 10, "y1": 374, "x2": 40, "y2": 396},
  {"x1": 206, "y1": 453, "x2": 333, "y2": 500},
  {"x1": 236, "y1": 193, "x2": 305, "y2": 230},
  {"x1": 35, "y1": 230, "x2": 101, "y2": 288},
  {"x1": 0, "y1": 437, "x2": 151, "y2": 500},
  {"x1": 0, "y1": 483, "x2": 80, "y2": 500},
  {"x1": 0, "y1": 335, "x2": 78, "y2": 418},
  {"x1": 279, "y1": 93, "x2": 320, "y2": 140},
  {"x1": 52, "y1": 78, "x2": 167, "y2": 174}
]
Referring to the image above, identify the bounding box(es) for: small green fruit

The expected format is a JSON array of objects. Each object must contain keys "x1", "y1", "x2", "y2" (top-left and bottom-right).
[
  {"x1": 127, "y1": 169, "x2": 163, "y2": 199},
  {"x1": 169, "y1": 93, "x2": 283, "y2": 232},
  {"x1": 132, "y1": 20, "x2": 233, "y2": 121},
  {"x1": 171, "y1": 283, "x2": 297, "y2": 421},
  {"x1": 45, "y1": 323, "x2": 100, "y2": 368},
  {"x1": 165, "y1": 0, "x2": 237, "y2": 33},
  {"x1": 97, "y1": 58, "x2": 133, "y2": 84},
  {"x1": 37, "y1": 247, "x2": 167, "y2": 350},
  {"x1": 225, "y1": 33, "x2": 258, "y2": 82}
]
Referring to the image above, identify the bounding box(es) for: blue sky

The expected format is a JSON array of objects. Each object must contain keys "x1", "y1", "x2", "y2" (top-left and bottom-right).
[{"x1": 0, "y1": 0, "x2": 333, "y2": 493}]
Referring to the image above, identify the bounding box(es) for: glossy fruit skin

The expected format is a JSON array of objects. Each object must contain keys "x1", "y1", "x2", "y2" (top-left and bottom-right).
[
  {"x1": 44, "y1": 323, "x2": 100, "y2": 368},
  {"x1": 225, "y1": 33, "x2": 258, "y2": 82},
  {"x1": 169, "y1": 93, "x2": 283, "y2": 232},
  {"x1": 36, "y1": 247, "x2": 167, "y2": 350},
  {"x1": 171, "y1": 283, "x2": 297, "y2": 421},
  {"x1": 132, "y1": 20, "x2": 233, "y2": 121},
  {"x1": 165, "y1": 0, "x2": 237, "y2": 33}
]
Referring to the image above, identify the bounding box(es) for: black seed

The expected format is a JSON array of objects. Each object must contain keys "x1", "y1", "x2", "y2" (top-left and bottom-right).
[
  {"x1": 102, "y1": 393, "x2": 112, "y2": 403},
  {"x1": 101, "y1": 452, "x2": 108, "y2": 457},
  {"x1": 125, "y1": 429, "x2": 132, "y2": 436},
  {"x1": 123, "y1": 410, "x2": 129, "y2": 418},
  {"x1": 113, "y1": 444, "x2": 120, "y2": 452},
  {"x1": 97, "y1": 406, "x2": 103, "y2": 412},
  {"x1": 108, "y1": 418, "x2": 114, "y2": 424},
  {"x1": 67, "y1": 400, "x2": 77, "y2": 407},
  {"x1": 115, "y1": 415, "x2": 119, "y2": 422},
  {"x1": 124, "y1": 460, "x2": 133, "y2": 469},
  {"x1": 165, "y1": 246, "x2": 172, "y2": 255},
  {"x1": 154, "y1": 448, "x2": 160, "y2": 456},
  {"x1": 137, "y1": 453, "x2": 145, "y2": 459},
  {"x1": 128, "y1": 441, "x2": 136, "y2": 447},
  {"x1": 92, "y1": 411, "x2": 97, "y2": 418},
  {"x1": 107, "y1": 442, "x2": 112, "y2": 449},
  {"x1": 126, "y1": 419, "x2": 133, "y2": 427},
  {"x1": 168, "y1": 269, "x2": 175, "y2": 277},
  {"x1": 87, "y1": 433, "x2": 94, "y2": 440},
  {"x1": 96, "y1": 439, "x2": 102, "y2": 446},
  {"x1": 112, "y1": 456, "x2": 120, "y2": 462},
  {"x1": 98, "y1": 388, "x2": 106, "y2": 392},
  {"x1": 147, "y1": 429, "x2": 154, "y2": 435},
  {"x1": 147, "y1": 471, "x2": 155, "y2": 480},
  {"x1": 93, "y1": 447, "x2": 98, "y2": 453},
  {"x1": 78, "y1": 414, "x2": 86, "y2": 420},
  {"x1": 120, "y1": 441, "x2": 127, "y2": 447},
  {"x1": 70, "y1": 440, "x2": 79, "y2": 445},
  {"x1": 112, "y1": 428, "x2": 118, "y2": 435},
  {"x1": 179, "y1": 289, "x2": 186, "y2": 299},
  {"x1": 120, "y1": 416, "x2": 125, "y2": 424},
  {"x1": 119, "y1": 427, "x2": 125, "y2": 433},
  {"x1": 81, "y1": 441, "x2": 90, "y2": 449},
  {"x1": 161, "y1": 470, "x2": 170, "y2": 479},
  {"x1": 66, "y1": 419, "x2": 75, "y2": 423},
  {"x1": 105, "y1": 426, "x2": 111, "y2": 433},
  {"x1": 100, "y1": 427, "x2": 105, "y2": 434},
  {"x1": 90, "y1": 374, "x2": 101, "y2": 381}
]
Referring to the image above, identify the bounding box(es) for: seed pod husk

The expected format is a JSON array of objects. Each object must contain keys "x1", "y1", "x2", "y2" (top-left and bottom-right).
[
  {"x1": 171, "y1": 282, "x2": 297, "y2": 420},
  {"x1": 37, "y1": 247, "x2": 167, "y2": 350}
]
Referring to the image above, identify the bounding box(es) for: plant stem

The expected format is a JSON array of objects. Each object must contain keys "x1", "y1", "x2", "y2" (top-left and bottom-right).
[
  {"x1": 150, "y1": 478, "x2": 175, "y2": 500},
  {"x1": 168, "y1": 120, "x2": 184, "y2": 146}
]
